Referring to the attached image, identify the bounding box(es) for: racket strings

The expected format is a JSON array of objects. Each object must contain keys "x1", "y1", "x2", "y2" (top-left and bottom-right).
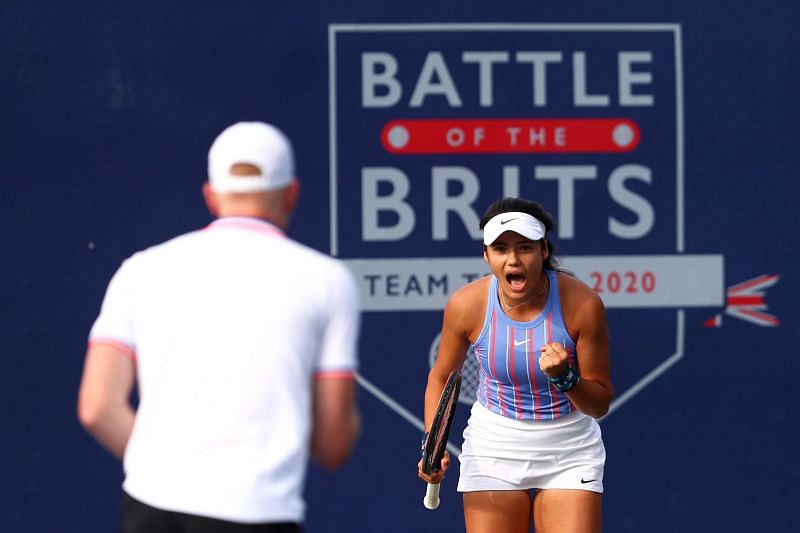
[{"x1": 433, "y1": 392, "x2": 456, "y2": 447}]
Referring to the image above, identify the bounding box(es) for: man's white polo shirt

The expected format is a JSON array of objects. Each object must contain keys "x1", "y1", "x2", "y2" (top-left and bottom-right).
[{"x1": 89, "y1": 217, "x2": 359, "y2": 523}]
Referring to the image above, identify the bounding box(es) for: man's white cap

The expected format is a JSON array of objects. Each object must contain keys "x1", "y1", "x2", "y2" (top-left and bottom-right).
[
  {"x1": 483, "y1": 212, "x2": 546, "y2": 245},
  {"x1": 208, "y1": 121, "x2": 295, "y2": 193}
]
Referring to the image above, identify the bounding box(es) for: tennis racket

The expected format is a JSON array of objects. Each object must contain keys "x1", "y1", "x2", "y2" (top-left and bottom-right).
[{"x1": 421, "y1": 369, "x2": 462, "y2": 510}]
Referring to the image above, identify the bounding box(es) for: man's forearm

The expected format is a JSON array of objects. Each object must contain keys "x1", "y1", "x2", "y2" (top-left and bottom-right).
[{"x1": 80, "y1": 404, "x2": 135, "y2": 459}]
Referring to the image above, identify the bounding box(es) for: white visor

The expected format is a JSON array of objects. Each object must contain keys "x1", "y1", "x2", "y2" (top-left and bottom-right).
[{"x1": 483, "y1": 212, "x2": 546, "y2": 245}]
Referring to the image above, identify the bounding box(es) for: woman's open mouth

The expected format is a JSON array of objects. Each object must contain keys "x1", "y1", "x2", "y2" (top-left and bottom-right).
[{"x1": 506, "y1": 273, "x2": 527, "y2": 292}]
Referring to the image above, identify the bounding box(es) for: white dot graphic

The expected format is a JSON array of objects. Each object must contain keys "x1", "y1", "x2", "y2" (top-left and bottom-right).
[
  {"x1": 613, "y1": 123, "x2": 635, "y2": 148},
  {"x1": 388, "y1": 125, "x2": 410, "y2": 149}
]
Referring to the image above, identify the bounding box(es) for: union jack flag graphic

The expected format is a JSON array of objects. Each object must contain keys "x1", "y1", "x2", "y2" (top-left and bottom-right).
[{"x1": 703, "y1": 274, "x2": 780, "y2": 328}]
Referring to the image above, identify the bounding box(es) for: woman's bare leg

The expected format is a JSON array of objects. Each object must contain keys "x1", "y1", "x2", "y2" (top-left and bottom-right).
[
  {"x1": 463, "y1": 490, "x2": 533, "y2": 533},
  {"x1": 532, "y1": 489, "x2": 602, "y2": 533}
]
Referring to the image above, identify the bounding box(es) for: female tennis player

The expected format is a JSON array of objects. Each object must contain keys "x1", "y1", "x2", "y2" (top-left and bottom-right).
[{"x1": 418, "y1": 197, "x2": 613, "y2": 532}]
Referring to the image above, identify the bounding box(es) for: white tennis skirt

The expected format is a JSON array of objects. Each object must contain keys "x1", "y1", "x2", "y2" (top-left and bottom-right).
[{"x1": 457, "y1": 402, "x2": 605, "y2": 493}]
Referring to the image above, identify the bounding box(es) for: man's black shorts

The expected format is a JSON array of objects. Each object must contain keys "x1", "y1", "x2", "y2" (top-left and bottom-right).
[{"x1": 120, "y1": 492, "x2": 301, "y2": 533}]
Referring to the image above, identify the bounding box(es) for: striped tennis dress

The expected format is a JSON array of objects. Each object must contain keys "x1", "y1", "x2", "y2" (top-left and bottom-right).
[
  {"x1": 457, "y1": 269, "x2": 606, "y2": 493},
  {"x1": 474, "y1": 269, "x2": 577, "y2": 421}
]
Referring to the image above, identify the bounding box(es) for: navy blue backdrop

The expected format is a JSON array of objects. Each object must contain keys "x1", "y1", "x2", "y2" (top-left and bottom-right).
[{"x1": 2, "y1": 2, "x2": 798, "y2": 532}]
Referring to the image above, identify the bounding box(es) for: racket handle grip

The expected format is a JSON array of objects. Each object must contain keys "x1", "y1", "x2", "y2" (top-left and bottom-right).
[{"x1": 423, "y1": 482, "x2": 441, "y2": 509}]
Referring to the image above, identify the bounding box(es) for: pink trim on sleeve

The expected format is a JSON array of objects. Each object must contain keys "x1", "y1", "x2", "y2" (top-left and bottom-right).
[
  {"x1": 88, "y1": 338, "x2": 137, "y2": 360},
  {"x1": 314, "y1": 370, "x2": 356, "y2": 380}
]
